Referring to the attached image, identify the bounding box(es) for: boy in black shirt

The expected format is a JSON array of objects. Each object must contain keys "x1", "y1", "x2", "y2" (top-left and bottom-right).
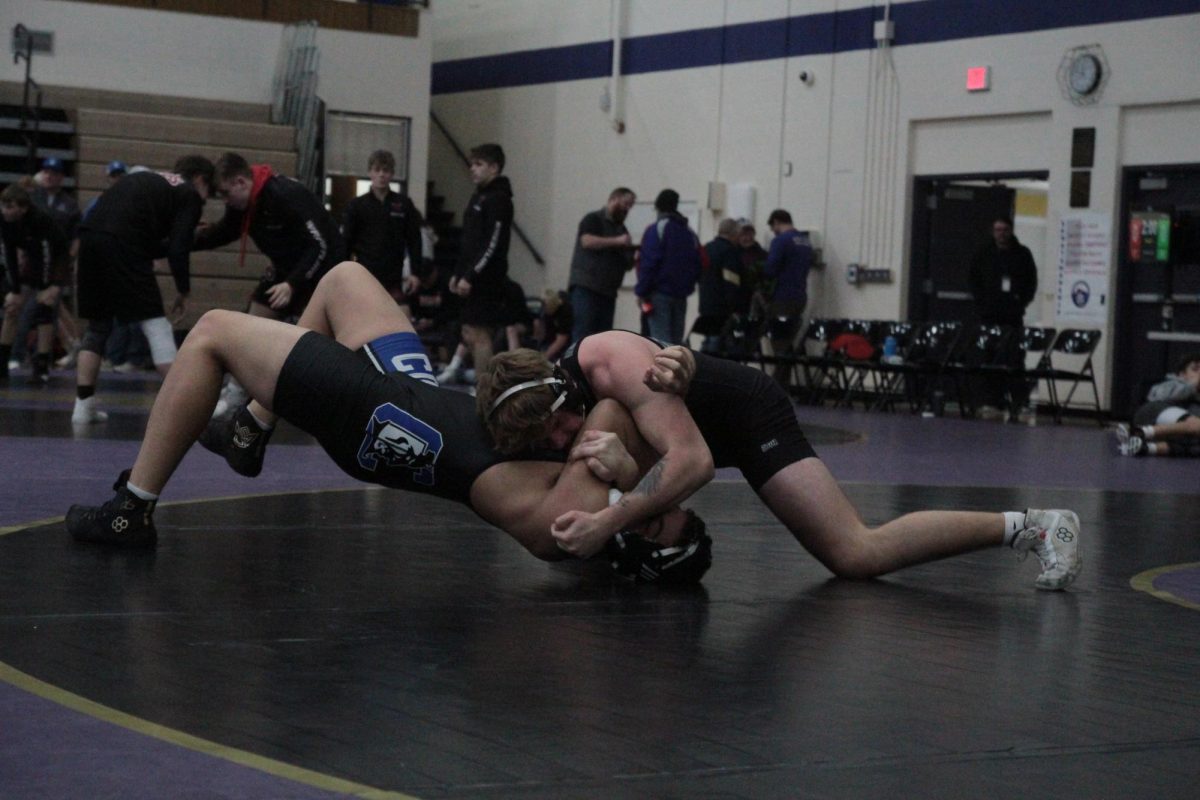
[
  {"x1": 1, "y1": 185, "x2": 71, "y2": 383},
  {"x1": 71, "y1": 156, "x2": 215, "y2": 423},
  {"x1": 342, "y1": 149, "x2": 424, "y2": 299}
]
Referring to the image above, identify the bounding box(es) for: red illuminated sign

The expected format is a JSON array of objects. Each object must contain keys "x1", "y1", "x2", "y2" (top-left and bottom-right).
[{"x1": 966, "y1": 66, "x2": 990, "y2": 92}]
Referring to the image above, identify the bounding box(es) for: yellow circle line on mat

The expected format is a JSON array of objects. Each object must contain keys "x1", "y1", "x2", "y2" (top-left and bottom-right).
[
  {"x1": 0, "y1": 485, "x2": 417, "y2": 800},
  {"x1": 1130, "y1": 562, "x2": 1200, "y2": 611}
]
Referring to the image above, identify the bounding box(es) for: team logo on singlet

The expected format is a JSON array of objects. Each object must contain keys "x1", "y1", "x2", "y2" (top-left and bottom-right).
[{"x1": 356, "y1": 402, "x2": 443, "y2": 486}]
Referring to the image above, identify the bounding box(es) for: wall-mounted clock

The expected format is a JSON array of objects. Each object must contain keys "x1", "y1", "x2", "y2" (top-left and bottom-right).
[{"x1": 1059, "y1": 45, "x2": 1109, "y2": 105}]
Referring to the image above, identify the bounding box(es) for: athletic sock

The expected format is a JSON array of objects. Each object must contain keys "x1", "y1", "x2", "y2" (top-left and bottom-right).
[
  {"x1": 1146, "y1": 442, "x2": 1161, "y2": 455},
  {"x1": 125, "y1": 482, "x2": 159, "y2": 502},
  {"x1": 1140, "y1": 425, "x2": 1156, "y2": 440},
  {"x1": 77, "y1": 385, "x2": 96, "y2": 400},
  {"x1": 1001, "y1": 511, "x2": 1026, "y2": 547},
  {"x1": 247, "y1": 406, "x2": 274, "y2": 431}
]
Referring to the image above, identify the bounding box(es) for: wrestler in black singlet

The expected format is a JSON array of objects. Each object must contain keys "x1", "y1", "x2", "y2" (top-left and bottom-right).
[
  {"x1": 274, "y1": 332, "x2": 556, "y2": 506},
  {"x1": 560, "y1": 331, "x2": 816, "y2": 490}
]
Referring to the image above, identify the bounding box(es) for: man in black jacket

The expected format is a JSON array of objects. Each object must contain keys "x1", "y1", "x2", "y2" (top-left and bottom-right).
[
  {"x1": 70, "y1": 156, "x2": 215, "y2": 424},
  {"x1": 968, "y1": 216, "x2": 1039, "y2": 418},
  {"x1": 1, "y1": 184, "x2": 71, "y2": 384},
  {"x1": 195, "y1": 152, "x2": 345, "y2": 321},
  {"x1": 449, "y1": 143, "x2": 513, "y2": 380},
  {"x1": 694, "y1": 217, "x2": 745, "y2": 353},
  {"x1": 342, "y1": 149, "x2": 424, "y2": 299}
]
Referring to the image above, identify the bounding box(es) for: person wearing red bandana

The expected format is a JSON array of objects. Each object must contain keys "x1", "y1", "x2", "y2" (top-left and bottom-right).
[{"x1": 195, "y1": 152, "x2": 344, "y2": 321}]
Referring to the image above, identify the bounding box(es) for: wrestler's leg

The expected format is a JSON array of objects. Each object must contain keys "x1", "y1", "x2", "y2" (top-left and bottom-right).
[
  {"x1": 245, "y1": 261, "x2": 414, "y2": 425},
  {"x1": 757, "y1": 458, "x2": 1002, "y2": 579},
  {"x1": 129, "y1": 310, "x2": 305, "y2": 494},
  {"x1": 1146, "y1": 416, "x2": 1200, "y2": 439}
]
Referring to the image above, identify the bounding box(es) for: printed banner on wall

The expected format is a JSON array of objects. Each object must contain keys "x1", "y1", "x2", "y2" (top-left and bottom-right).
[{"x1": 1056, "y1": 212, "x2": 1111, "y2": 323}]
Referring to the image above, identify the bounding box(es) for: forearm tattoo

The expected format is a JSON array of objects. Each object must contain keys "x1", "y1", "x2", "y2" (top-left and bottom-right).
[{"x1": 621, "y1": 458, "x2": 666, "y2": 505}]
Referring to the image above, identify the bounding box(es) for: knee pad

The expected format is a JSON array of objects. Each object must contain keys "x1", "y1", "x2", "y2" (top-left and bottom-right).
[
  {"x1": 140, "y1": 317, "x2": 178, "y2": 366},
  {"x1": 33, "y1": 303, "x2": 56, "y2": 326},
  {"x1": 81, "y1": 318, "x2": 114, "y2": 355}
]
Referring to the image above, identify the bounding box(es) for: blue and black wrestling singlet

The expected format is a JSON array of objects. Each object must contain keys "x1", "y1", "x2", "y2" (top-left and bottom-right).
[{"x1": 362, "y1": 331, "x2": 437, "y2": 385}]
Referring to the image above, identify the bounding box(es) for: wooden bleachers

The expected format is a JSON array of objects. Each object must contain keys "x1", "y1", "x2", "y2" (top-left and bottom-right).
[{"x1": 1, "y1": 82, "x2": 299, "y2": 328}]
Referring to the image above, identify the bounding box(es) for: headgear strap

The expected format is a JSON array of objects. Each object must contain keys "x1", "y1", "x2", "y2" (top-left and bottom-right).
[{"x1": 487, "y1": 376, "x2": 569, "y2": 419}]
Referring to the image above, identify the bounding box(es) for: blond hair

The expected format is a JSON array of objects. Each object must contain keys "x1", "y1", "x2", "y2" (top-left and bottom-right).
[{"x1": 476, "y1": 348, "x2": 560, "y2": 453}]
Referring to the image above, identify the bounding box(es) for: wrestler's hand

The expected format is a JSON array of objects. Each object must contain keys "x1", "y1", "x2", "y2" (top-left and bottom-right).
[
  {"x1": 266, "y1": 281, "x2": 293, "y2": 310},
  {"x1": 452, "y1": 276, "x2": 472, "y2": 297},
  {"x1": 643, "y1": 345, "x2": 695, "y2": 395},
  {"x1": 569, "y1": 430, "x2": 638, "y2": 489},
  {"x1": 551, "y1": 510, "x2": 613, "y2": 558}
]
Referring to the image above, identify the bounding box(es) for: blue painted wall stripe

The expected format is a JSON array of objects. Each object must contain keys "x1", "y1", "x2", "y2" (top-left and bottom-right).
[{"x1": 432, "y1": 0, "x2": 1199, "y2": 95}]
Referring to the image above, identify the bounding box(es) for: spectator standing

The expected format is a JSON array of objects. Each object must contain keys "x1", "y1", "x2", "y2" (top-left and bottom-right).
[
  {"x1": 195, "y1": 152, "x2": 346, "y2": 416},
  {"x1": 31, "y1": 157, "x2": 82, "y2": 241},
  {"x1": 737, "y1": 220, "x2": 769, "y2": 319},
  {"x1": 9, "y1": 158, "x2": 82, "y2": 370},
  {"x1": 448, "y1": 143, "x2": 513, "y2": 381},
  {"x1": 763, "y1": 209, "x2": 813, "y2": 375},
  {"x1": 71, "y1": 156, "x2": 215, "y2": 423},
  {"x1": 568, "y1": 187, "x2": 636, "y2": 342},
  {"x1": 968, "y1": 215, "x2": 1038, "y2": 419},
  {"x1": 1, "y1": 185, "x2": 71, "y2": 383},
  {"x1": 635, "y1": 189, "x2": 702, "y2": 345},
  {"x1": 342, "y1": 149, "x2": 424, "y2": 300},
  {"x1": 694, "y1": 217, "x2": 745, "y2": 353},
  {"x1": 196, "y1": 152, "x2": 345, "y2": 322}
]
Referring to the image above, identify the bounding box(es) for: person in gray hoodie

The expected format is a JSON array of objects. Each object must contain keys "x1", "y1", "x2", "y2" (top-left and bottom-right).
[{"x1": 1116, "y1": 352, "x2": 1200, "y2": 456}]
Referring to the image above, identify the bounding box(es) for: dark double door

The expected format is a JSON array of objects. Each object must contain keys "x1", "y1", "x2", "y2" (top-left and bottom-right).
[
  {"x1": 908, "y1": 178, "x2": 1032, "y2": 324},
  {"x1": 1112, "y1": 164, "x2": 1200, "y2": 419}
]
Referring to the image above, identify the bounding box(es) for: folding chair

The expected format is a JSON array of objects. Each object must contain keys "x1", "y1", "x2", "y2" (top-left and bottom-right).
[
  {"x1": 946, "y1": 323, "x2": 1019, "y2": 418},
  {"x1": 790, "y1": 318, "x2": 845, "y2": 403},
  {"x1": 1027, "y1": 328, "x2": 1104, "y2": 424},
  {"x1": 881, "y1": 321, "x2": 963, "y2": 414}
]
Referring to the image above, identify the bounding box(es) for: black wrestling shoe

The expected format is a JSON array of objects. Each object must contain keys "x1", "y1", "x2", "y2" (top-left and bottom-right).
[
  {"x1": 197, "y1": 404, "x2": 272, "y2": 478},
  {"x1": 66, "y1": 469, "x2": 158, "y2": 548}
]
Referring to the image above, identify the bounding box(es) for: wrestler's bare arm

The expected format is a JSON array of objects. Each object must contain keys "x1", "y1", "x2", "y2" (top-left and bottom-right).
[
  {"x1": 469, "y1": 399, "x2": 656, "y2": 561},
  {"x1": 551, "y1": 334, "x2": 713, "y2": 557}
]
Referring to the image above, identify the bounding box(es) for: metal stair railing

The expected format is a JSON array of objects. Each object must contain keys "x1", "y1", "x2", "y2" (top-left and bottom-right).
[
  {"x1": 12, "y1": 24, "x2": 44, "y2": 176},
  {"x1": 271, "y1": 21, "x2": 321, "y2": 195},
  {"x1": 430, "y1": 110, "x2": 545, "y2": 266}
]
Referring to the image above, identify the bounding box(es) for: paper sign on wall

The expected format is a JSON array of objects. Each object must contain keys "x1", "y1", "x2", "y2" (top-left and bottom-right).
[{"x1": 1056, "y1": 212, "x2": 1111, "y2": 323}]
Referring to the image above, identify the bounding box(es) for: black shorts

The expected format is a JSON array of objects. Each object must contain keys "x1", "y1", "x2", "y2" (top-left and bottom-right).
[
  {"x1": 76, "y1": 230, "x2": 164, "y2": 322},
  {"x1": 689, "y1": 353, "x2": 817, "y2": 490}
]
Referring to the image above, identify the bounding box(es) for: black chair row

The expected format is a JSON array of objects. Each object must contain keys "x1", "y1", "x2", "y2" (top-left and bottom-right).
[{"x1": 694, "y1": 315, "x2": 1104, "y2": 423}]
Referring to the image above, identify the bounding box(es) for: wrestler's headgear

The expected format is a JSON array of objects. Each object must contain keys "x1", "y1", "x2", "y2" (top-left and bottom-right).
[
  {"x1": 486, "y1": 364, "x2": 586, "y2": 420},
  {"x1": 605, "y1": 510, "x2": 713, "y2": 585}
]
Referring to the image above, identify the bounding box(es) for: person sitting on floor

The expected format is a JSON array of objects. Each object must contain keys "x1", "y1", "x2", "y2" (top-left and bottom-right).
[{"x1": 1116, "y1": 352, "x2": 1200, "y2": 457}]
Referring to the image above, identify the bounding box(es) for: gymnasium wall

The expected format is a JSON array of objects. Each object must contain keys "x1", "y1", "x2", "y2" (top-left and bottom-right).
[
  {"x1": 428, "y1": 0, "x2": 1200, "y2": 405},
  {"x1": 1, "y1": 0, "x2": 432, "y2": 207}
]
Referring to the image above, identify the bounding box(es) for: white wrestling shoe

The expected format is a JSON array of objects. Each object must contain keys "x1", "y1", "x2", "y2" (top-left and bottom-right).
[
  {"x1": 1012, "y1": 509, "x2": 1081, "y2": 591},
  {"x1": 71, "y1": 396, "x2": 109, "y2": 425}
]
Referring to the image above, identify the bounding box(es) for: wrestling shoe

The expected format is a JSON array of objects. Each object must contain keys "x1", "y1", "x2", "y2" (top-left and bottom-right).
[
  {"x1": 71, "y1": 396, "x2": 109, "y2": 424},
  {"x1": 66, "y1": 469, "x2": 157, "y2": 548},
  {"x1": 1011, "y1": 509, "x2": 1081, "y2": 591},
  {"x1": 196, "y1": 403, "x2": 272, "y2": 477}
]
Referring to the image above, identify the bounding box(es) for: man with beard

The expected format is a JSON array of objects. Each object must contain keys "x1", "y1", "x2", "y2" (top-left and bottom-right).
[{"x1": 567, "y1": 187, "x2": 637, "y2": 343}]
